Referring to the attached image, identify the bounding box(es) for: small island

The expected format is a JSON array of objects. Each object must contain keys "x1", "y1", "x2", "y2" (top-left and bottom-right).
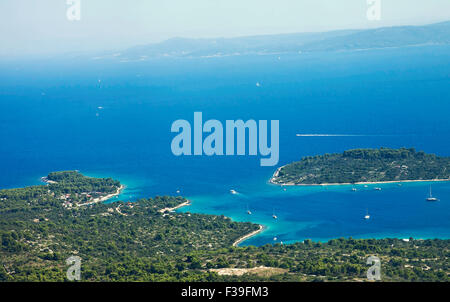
[{"x1": 271, "y1": 147, "x2": 450, "y2": 185}]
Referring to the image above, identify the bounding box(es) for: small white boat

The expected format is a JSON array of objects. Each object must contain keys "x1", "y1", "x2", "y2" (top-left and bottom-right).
[
  {"x1": 246, "y1": 204, "x2": 252, "y2": 215},
  {"x1": 352, "y1": 188, "x2": 357, "y2": 192},
  {"x1": 230, "y1": 189, "x2": 237, "y2": 195},
  {"x1": 272, "y1": 208, "x2": 278, "y2": 219},
  {"x1": 273, "y1": 237, "x2": 277, "y2": 241},
  {"x1": 364, "y1": 214, "x2": 370, "y2": 220},
  {"x1": 374, "y1": 187, "x2": 382, "y2": 191},
  {"x1": 426, "y1": 186, "x2": 439, "y2": 202}
]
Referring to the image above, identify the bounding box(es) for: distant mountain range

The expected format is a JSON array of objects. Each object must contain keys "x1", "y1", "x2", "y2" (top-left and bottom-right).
[{"x1": 101, "y1": 21, "x2": 450, "y2": 60}]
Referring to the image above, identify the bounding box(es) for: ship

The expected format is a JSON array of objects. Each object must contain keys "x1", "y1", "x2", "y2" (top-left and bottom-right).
[{"x1": 426, "y1": 186, "x2": 439, "y2": 202}]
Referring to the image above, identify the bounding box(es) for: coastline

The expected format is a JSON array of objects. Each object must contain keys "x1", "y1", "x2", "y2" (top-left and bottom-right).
[
  {"x1": 270, "y1": 166, "x2": 450, "y2": 186},
  {"x1": 272, "y1": 178, "x2": 450, "y2": 187},
  {"x1": 40, "y1": 176, "x2": 57, "y2": 184},
  {"x1": 78, "y1": 184, "x2": 125, "y2": 206},
  {"x1": 92, "y1": 184, "x2": 125, "y2": 203},
  {"x1": 232, "y1": 224, "x2": 264, "y2": 247},
  {"x1": 270, "y1": 166, "x2": 282, "y2": 184},
  {"x1": 159, "y1": 200, "x2": 191, "y2": 213}
]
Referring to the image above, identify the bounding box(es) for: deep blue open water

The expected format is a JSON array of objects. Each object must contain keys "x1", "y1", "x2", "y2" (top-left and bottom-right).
[{"x1": 1, "y1": 45, "x2": 449, "y2": 245}]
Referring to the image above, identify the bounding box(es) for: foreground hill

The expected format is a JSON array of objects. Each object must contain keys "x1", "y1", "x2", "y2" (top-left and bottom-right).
[
  {"x1": 271, "y1": 148, "x2": 450, "y2": 185},
  {"x1": 0, "y1": 172, "x2": 448, "y2": 281}
]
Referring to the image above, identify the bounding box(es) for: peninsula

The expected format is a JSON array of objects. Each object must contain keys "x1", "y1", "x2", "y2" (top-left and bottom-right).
[
  {"x1": 271, "y1": 148, "x2": 450, "y2": 186},
  {"x1": 41, "y1": 171, "x2": 123, "y2": 207}
]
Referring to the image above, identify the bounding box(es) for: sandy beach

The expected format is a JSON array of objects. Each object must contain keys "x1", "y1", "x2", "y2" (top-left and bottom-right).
[
  {"x1": 78, "y1": 185, "x2": 124, "y2": 207},
  {"x1": 270, "y1": 165, "x2": 450, "y2": 186},
  {"x1": 158, "y1": 200, "x2": 191, "y2": 213},
  {"x1": 40, "y1": 177, "x2": 58, "y2": 184},
  {"x1": 272, "y1": 178, "x2": 450, "y2": 187},
  {"x1": 232, "y1": 224, "x2": 264, "y2": 247}
]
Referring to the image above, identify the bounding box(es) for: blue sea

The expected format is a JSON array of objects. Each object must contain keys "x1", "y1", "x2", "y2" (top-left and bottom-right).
[{"x1": 1, "y1": 45, "x2": 449, "y2": 245}]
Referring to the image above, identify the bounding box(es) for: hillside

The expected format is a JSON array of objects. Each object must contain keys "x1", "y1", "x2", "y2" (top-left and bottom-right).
[{"x1": 108, "y1": 21, "x2": 450, "y2": 60}]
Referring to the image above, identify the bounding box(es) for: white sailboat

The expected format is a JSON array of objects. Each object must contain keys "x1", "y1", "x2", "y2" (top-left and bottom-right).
[
  {"x1": 426, "y1": 186, "x2": 439, "y2": 202},
  {"x1": 272, "y1": 209, "x2": 278, "y2": 219}
]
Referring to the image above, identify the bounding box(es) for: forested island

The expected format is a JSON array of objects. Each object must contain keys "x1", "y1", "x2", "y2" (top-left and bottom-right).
[
  {"x1": 1, "y1": 171, "x2": 448, "y2": 282},
  {"x1": 271, "y1": 148, "x2": 450, "y2": 185}
]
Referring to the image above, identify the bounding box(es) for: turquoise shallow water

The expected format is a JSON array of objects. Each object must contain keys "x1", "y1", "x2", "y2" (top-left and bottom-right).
[
  {"x1": 0, "y1": 45, "x2": 449, "y2": 245},
  {"x1": 181, "y1": 180, "x2": 450, "y2": 246}
]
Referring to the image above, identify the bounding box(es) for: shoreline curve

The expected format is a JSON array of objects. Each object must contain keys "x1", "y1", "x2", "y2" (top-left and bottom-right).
[{"x1": 233, "y1": 224, "x2": 264, "y2": 247}]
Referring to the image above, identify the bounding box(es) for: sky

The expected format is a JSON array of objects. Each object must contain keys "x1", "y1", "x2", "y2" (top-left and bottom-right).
[{"x1": 1, "y1": 0, "x2": 450, "y2": 57}]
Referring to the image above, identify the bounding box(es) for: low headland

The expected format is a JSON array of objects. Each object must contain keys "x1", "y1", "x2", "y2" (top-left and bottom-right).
[
  {"x1": 41, "y1": 171, "x2": 124, "y2": 207},
  {"x1": 270, "y1": 147, "x2": 450, "y2": 186}
]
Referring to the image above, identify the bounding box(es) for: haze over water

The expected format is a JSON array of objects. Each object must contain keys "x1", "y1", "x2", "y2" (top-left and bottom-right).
[{"x1": 1, "y1": 45, "x2": 449, "y2": 245}]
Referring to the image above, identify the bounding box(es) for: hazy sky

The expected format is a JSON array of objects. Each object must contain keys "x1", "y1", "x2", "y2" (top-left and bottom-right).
[{"x1": 1, "y1": 0, "x2": 450, "y2": 56}]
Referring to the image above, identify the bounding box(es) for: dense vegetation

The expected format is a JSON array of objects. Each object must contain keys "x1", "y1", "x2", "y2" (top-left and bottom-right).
[
  {"x1": 1, "y1": 171, "x2": 121, "y2": 212},
  {"x1": 1, "y1": 172, "x2": 448, "y2": 282},
  {"x1": 271, "y1": 148, "x2": 450, "y2": 185}
]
